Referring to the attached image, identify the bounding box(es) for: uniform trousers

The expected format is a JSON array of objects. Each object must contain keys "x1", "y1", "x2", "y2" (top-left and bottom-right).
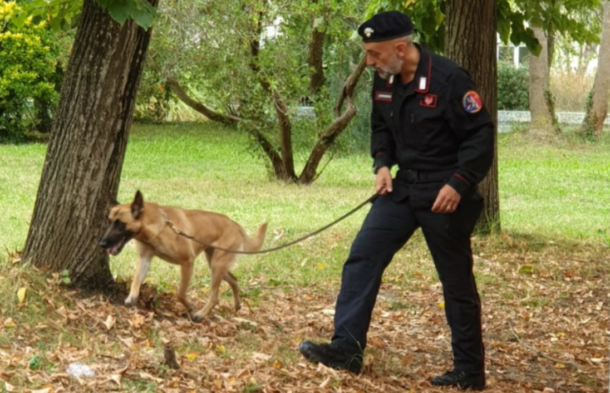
[{"x1": 331, "y1": 187, "x2": 485, "y2": 374}]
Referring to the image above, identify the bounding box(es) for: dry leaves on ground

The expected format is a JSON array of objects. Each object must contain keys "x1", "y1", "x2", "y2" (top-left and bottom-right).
[{"x1": 0, "y1": 242, "x2": 608, "y2": 393}]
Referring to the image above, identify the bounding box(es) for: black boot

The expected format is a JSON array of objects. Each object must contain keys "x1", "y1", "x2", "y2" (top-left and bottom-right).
[
  {"x1": 298, "y1": 341, "x2": 363, "y2": 374},
  {"x1": 431, "y1": 370, "x2": 485, "y2": 391}
]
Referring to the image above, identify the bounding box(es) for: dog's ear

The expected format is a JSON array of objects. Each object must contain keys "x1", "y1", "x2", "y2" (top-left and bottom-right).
[{"x1": 131, "y1": 190, "x2": 144, "y2": 219}]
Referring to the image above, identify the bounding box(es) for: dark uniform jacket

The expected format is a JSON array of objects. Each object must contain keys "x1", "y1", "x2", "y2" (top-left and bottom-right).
[{"x1": 371, "y1": 44, "x2": 495, "y2": 205}]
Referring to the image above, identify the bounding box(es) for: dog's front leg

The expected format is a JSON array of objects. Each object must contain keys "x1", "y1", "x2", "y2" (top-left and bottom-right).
[
  {"x1": 126, "y1": 254, "x2": 153, "y2": 307},
  {"x1": 176, "y1": 260, "x2": 194, "y2": 313}
]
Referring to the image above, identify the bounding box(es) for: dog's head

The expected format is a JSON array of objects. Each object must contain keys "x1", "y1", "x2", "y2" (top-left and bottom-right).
[{"x1": 99, "y1": 190, "x2": 145, "y2": 256}]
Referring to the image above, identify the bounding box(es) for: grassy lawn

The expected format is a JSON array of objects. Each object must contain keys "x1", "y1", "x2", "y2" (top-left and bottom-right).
[{"x1": 0, "y1": 123, "x2": 608, "y2": 392}]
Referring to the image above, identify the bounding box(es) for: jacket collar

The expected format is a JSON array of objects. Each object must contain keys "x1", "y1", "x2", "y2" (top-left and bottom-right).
[
  {"x1": 385, "y1": 43, "x2": 432, "y2": 94},
  {"x1": 413, "y1": 43, "x2": 432, "y2": 93}
]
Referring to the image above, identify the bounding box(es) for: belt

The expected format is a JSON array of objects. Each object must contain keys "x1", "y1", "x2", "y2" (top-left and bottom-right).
[{"x1": 396, "y1": 169, "x2": 455, "y2": 183}]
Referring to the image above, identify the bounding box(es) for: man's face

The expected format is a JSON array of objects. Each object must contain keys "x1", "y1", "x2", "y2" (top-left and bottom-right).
[{"x1": 363, "y1": 41, "x2": 404, "y2": 80}]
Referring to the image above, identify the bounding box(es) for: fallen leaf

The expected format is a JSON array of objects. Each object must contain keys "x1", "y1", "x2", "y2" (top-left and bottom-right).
[
  {"x1": 233, "y1": 317, "x2": 258, "y2": 327},
  {"x1": 130, "y1": 314, "x2": 146, "y2": 328},
  {"x1": 17, "y1": 287, "x2": 26, "y2": 305},
  {"x1": 518, "y1": 264, "x2": 535, "y2": 275},
  {"x1": 251, "y1": 352, "x2": 270, "y2": 361},
  {"x1": 139, "y1": 372, "x2": 162, "y2": 382},
  {"x1": 104, "y1": 315, "x2": 116, "y2": 331},
  {"x1": 109, "y1": 373, "x2": 122, "y2": 385},
  {"x1": 186, "y1": 352, "x2": 200, "y2": 361},
  {"x1": 319, "y1": 376, "x2": 331, "y2": 388}
]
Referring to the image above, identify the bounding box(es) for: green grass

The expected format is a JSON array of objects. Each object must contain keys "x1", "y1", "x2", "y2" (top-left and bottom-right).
[
  {"x1": 498, "y1": 129, "x2": 610, "y2": 241},
  {"x1": 0, "y1": 122, "x2": 608, "y2": 289},
  {"x1": 0, "y1": 123, "x2": 608, "y2": 392}
]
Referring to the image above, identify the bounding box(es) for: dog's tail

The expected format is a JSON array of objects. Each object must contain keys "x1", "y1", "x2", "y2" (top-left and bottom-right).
[{"x1": 245, "y1": 222, "x2": 268, "y2": 252}]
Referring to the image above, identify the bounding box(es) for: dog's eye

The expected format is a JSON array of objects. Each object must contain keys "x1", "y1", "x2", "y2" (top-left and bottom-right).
[{"x1": 113, "y1": 220, "x2": 126, "y2": 231}]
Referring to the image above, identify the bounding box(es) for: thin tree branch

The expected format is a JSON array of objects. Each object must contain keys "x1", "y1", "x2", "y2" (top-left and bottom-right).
[
  {"x1": 166, "y1": 79, "x2": 241, "y2": 126},
  {"x1": 335, "y1": 56, "x2": 367, "y2": 116},
  {"x1": 298, "y1": 56, "x2": 367, "y2": 184}
]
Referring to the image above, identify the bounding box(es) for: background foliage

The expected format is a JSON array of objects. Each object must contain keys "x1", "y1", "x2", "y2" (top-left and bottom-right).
[
  {"x1": 0, "y1": 2, "x2": 59, "y2": 142},
  {"x1": 498, "y1": 61, "x2": 530, "y2": 110},
  {"x1": 138, "y1": 0, "x2": 371, "y2": 157}
]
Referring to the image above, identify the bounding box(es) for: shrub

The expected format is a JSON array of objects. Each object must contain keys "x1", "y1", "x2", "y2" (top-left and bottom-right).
[
  {"x1": 497, "y1": 61, "x2": 529, "y2": 110},
  {"x1": 0, "y1": 2, "x2": 59, "y2": 142}
]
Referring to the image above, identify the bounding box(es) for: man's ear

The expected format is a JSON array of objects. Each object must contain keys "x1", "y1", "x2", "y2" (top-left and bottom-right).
[
  {"x1": 394, "y1": 41, "x2": 407, "y2": 58},
  {"x1": 131, "y1": 190, "x2": 144, "y2": 219}
]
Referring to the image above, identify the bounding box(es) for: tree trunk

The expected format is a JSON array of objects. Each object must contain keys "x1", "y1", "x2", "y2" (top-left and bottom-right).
[
  {"x1": 272, "y1": 90, "x2": 297, "y2": 181},
  {"x1": 529, "y1": 27, "x2": 556, "y2": 138},
  {"x1": 582, "y1": 1, "x2": 610, "y2": 139},
  {"x1": 445, "y1": 0, "x2": 500, "y2": 234},
  {"x1": 22, "y1": 0, "x2": 157, "y2": 290},
  {"x1": 308, "y1": 0, "x2": 325, "y2": 97}
]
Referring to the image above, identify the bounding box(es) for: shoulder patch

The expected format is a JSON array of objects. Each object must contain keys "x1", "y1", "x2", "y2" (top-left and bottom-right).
[
  {"x1": 462, "y1": 91, "x2": 483, "y2": 114},
  {"x1": 374, "y1": 91, "x2": 393, "y2": 102}
]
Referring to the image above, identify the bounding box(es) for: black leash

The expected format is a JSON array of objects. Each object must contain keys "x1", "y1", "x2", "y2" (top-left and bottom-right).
[{"x1": 164, "y1": 193, "x2": 379, "y2": 255}]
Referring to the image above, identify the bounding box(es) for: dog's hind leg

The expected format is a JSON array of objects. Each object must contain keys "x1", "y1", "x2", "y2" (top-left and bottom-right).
[
  {"x1": 192, "y1": 252, "x2": 235, "y2": 322},
  {"x1": 223, "y1": 271, "x2": 240, "y2": 312},
  {"x1": 126, "y1": 248, "x2": 154, "y2": 307}
]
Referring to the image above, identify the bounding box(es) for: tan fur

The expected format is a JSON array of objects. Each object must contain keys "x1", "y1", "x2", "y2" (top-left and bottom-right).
[{"x1": 101, "y1": 191, "x2": 267, "y2": 321}]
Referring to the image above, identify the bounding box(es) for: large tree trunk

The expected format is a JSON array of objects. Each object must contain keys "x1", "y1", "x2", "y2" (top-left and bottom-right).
[
  {"x1": 22, "y1": 0, "x2": 157, "y2": 290},
  {"x1": 529, "y1": 27, "x2": 556, "y2": 138},
  {"x1": 445, "y1": 0, "x2": 500, "y2": 234},
  {"x1": 582, "y1": 1, "x2": 610, "y2": 139}
]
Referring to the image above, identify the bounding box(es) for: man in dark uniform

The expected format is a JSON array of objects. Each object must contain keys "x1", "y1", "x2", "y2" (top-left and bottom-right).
[{"x1": 298, "y1": 11, "x2": 494, "y2": 391}]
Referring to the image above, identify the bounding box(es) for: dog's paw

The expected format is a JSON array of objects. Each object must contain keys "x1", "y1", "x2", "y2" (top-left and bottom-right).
[
  {"x1": 124, "y1": 295, "x2": 138, "y2": 307},
  {"x1": 191, "y1": 313, "x2": 207, "y2": 323}
]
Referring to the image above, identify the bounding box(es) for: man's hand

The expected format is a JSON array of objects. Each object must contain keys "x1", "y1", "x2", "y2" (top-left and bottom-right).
[
  {"x1": 375, "y1": 167, "x2": 393, "y2": 195},
  {"x1": 431, "y1": 184, "x2": 461, "y2": 213}
]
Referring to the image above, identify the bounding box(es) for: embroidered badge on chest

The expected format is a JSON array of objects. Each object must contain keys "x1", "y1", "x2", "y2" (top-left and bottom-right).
[
  {"x1": 462, "y1": 91, "x2": 483, "y2": 114},
  {"x1": 420, "y1": 94, "x2": 437, "y2": 108},
  {"x1": 374, "y1": 91, "x2": 393, "y2": 102}
]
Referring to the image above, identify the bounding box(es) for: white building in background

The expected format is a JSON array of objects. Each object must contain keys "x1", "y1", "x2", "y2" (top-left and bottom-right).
[{"x1": 496, "y1": 36, "x2": 599, "y2": 74}]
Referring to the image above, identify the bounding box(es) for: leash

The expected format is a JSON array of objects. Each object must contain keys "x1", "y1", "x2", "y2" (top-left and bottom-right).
[{"x1": 163, "y1": 193, "x2": 379, "y2": 255}]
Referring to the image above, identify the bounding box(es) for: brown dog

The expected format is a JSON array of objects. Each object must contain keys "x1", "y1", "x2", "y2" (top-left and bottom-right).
[{"x1": 99, "y1": 190, "x2": 267, "y2": 321}]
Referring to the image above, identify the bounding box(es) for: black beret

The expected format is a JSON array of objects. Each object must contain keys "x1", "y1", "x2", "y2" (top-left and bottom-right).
[{"x1": 358, "y1": 11, "x2": 414, "y2": 43}]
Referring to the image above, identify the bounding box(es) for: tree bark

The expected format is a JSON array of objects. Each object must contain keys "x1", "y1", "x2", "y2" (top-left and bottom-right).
[
  {"x1": 529, "y1": 27, "x2": 556, "y2": 138},
  {"x1": 445, "y1": 0, "x2": 500, "y2": 234},
  {"x1": 22, "y1": 0, "x2": 157, "y2": 290},
  {"x1": 582, "y1": 1, "x2": 610, "y2": 139},
  {"x1": 272, "y1": 90, "x2": 297, "y2": 181},
  {"x1": 308, "y1": 1, "x2": 326, "y2": 97}
]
